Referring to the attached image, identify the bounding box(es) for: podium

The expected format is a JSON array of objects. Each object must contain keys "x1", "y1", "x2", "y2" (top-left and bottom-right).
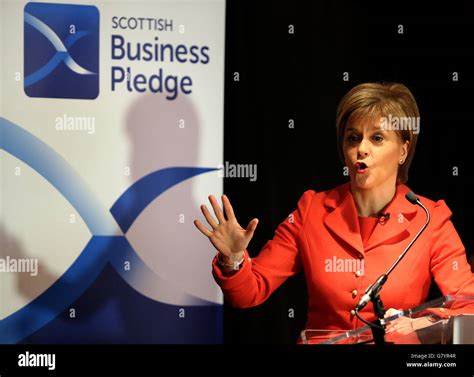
[{"x1": 301, "y1": 295, "x2": 474, "y2": 344}]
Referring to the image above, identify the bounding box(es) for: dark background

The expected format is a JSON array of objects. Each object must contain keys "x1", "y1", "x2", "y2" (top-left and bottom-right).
[{"x1": 222, "y1": 0, "x2": 474, "y2": 343}]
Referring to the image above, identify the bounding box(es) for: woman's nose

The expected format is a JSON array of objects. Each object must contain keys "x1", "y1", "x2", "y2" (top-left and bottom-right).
[{"x1": 357, "y1": 139, "x2": 370, "y2": 157}]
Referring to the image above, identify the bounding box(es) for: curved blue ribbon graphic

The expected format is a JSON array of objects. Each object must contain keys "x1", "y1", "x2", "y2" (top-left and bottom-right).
[
  {"x1": 0, "y1": 117, "x2": 220, "y2": 343},
  {"x1": 24, "y1": 12, "x2": 95, "y2": 87},
  {"x1": 1, "y1": 117, "x2": 115, "y2": 235},
  {"x1": 111, "y1": 167, "x2": 216, "y2": 233}
]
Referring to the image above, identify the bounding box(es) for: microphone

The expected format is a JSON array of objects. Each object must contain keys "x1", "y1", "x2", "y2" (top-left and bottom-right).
[
  {"x1": 355, "y1": 274, "x2": 387, "y2": 311},
  {"x1": 405, "y1": 191, "x2": 419, "y2": 205},
  {"x1": 355, "y1": 191, "x2": 431, "y2": 312}
]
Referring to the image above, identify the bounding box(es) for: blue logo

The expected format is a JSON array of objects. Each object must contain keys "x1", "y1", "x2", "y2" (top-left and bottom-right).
[{"x1": 24, "y1": 2, "x2": 100, "y2": 99}]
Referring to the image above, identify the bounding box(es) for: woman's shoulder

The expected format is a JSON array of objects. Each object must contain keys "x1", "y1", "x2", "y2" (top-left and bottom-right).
[
  {"x1": 400, "y1": 185, "x2": 453, "y2": 224},
  {"x1": 402, "y1": 185, "x2": 451, "y2": 213},
  {"x1": 297, "y1": 182, "x2": 350, "y2": 207}
]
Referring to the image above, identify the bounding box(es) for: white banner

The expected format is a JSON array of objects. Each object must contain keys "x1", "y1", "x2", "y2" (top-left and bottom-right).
[{"x1": 1, "y1": 0, "x2": 225, "y2": 343}]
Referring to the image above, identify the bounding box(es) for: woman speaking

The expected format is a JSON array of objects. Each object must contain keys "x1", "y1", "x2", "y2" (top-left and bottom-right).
[{"x1": 194, "y1": 82, "x2": 474, "y2": 343}]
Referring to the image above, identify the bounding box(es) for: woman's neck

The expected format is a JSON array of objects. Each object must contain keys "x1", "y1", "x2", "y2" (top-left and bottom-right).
[{"x1": 350, "y1": 181, "x2": 397, "y2": 218}]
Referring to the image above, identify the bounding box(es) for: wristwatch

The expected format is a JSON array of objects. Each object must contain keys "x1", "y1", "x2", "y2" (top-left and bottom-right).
[{"x1": 216, "y1": 253, "x2": 245, "y2": 271}]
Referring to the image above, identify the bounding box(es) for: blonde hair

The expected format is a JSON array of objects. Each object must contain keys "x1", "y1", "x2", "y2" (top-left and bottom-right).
[{"x1": 336, "y1": 82, "x2": 420, "y2": 184}]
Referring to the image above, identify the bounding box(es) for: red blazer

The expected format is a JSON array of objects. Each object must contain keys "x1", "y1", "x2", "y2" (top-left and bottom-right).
[{"x1": 212, "y1": 182, "x2": 474, "y2": 341}]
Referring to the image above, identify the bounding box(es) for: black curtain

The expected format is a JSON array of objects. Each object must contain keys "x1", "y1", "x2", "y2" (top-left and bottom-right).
[{"x1": 223, "y1": 0, "x2": 474, "y2": 343}]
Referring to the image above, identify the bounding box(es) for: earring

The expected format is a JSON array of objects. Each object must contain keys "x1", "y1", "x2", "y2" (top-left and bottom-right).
[{"x1": 399, "y1": 159, "x2": 404, "y2": 164}]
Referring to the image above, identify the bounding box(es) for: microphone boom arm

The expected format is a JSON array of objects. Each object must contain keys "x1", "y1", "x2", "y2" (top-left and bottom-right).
[{"x1": 353, "y1": 192, "x2": 431, "y2": 344}]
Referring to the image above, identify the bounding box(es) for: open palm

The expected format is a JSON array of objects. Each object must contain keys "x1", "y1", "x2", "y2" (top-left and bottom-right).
[{"x1": 194, "y1": 194, "x2": 258, "y2": 260}]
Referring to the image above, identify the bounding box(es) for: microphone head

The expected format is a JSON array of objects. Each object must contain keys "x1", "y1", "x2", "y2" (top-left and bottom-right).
[{"x1": 405, "y1": 191, "x2": 419, "y2": 205}]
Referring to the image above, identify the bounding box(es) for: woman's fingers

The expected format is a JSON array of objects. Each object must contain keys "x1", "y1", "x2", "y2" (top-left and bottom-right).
[
  {"x1": 209, "y1": 195, "x2": 226, "y2": 224},
  {"x1": 245, "y1": 218, "x2": 259, "y2": 238},
  {"x1": 385, "y1": 308, "x2": 403, "y2": 318},
  {"x1": 222, "y1": 194, "x2": 236, "y2": 221},
  {"x1": 201, "y1": 204, "x2": 218, "y2": 229},
  {"x1": 193, "y1": 219, "x2": 213, "y2": 237}
]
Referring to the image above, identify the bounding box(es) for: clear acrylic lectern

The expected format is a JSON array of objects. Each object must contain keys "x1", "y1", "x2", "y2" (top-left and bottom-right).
[{"x1": 301, "y1": 295, "x2": 474, "y2": 344}]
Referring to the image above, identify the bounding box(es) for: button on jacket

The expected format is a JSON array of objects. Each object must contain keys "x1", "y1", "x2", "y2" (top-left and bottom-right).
[{"x1": 212, "y1": 182, "x2": 474, "y2": 340}]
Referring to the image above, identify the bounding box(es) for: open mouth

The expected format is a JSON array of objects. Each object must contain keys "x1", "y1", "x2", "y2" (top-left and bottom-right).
[{"x1": 355, "y1": 162, "x2": 368, "y2": 173}]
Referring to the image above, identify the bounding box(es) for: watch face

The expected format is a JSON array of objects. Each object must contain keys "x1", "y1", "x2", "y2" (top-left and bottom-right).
[
  {"x1": 234, "y1": 258, "x2": 245, "y2": 270},
  {"x1": 216, "y1": 253, "x2": 245, "y2": 271}
]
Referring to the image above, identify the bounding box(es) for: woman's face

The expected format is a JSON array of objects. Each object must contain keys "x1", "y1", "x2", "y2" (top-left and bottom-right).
[{"x1": 343, "y1": 116, "x2": 409, "y2": 190}]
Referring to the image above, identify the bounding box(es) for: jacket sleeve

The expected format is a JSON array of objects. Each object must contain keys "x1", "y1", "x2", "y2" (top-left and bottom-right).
[
  {"x1": 429, "y1": 199, "x2": 474, "y2": 314},
  {"x1": 211, "y1": 190, "x2": 315, "y2": 308}
]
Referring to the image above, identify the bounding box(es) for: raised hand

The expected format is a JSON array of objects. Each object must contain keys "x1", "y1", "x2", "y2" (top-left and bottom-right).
[{"x1": 194, "y1": 194, "x2": 258, "y2": 263}]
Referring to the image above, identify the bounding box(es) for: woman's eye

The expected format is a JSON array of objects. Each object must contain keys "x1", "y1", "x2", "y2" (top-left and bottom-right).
[
  {"x1": 347, "y1": 134, "x2": 359, "y2": 142},
  {"x1": 373, "y1": 134, "x2": 384, "y2": 142}
]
